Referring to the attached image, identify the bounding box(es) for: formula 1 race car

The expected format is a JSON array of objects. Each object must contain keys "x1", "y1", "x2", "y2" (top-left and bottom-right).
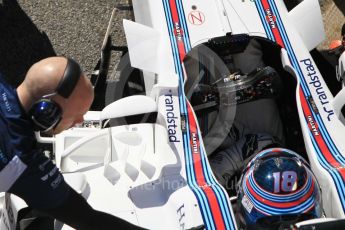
[{"x1": 2, "y1": 0, "x2": 345, "y2": 229}]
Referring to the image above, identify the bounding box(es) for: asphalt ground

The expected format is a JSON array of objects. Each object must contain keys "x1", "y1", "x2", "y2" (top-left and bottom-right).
[
  {"x1": 0, "y1": 0, "x2": 343, "y2": 87},
  {"x1": 318, "y1": 0, "x2": 345, "y2": 50},
  {"x1": 0, "y1": 0, "x2": 131, "y2": 87},
  {"x1": 0, "y1": 1, "x2": 343, "y2": 229}
]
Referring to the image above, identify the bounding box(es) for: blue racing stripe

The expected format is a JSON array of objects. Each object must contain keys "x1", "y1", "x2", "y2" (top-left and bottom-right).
[
  {"x1": 162, "y1": 0, "x2": 183, "y2": 79},
  {"x1": 267, "y1": 0, "x2": 344, "y2": 163},
  {"x1": 265, "y1": 0, "x2": 310, "y2": 96},
  {"x1": 267, "y1": 0, "x2": 345, "y2": 175},
  {"x1": 163, "y1": 0, "x2": 239, "y2": 228},
  {"x1": 176, "y1": 0, "x2": 237, "y2": 227},
  {"x1": 308, "y1": 128, "x2": 345, "y2": 209},
  {"x1": 193, "y1": 56, "x2": 234, "y2": 228},
  {"x1": 314, "y1": 112, "x2": 345, "y2": 164},
  {"x1": 256, "y1": 0, "x2": 345, "y2": 213},
  {"x1": 254, "y1": 0, "x2": 275, "y2": 41},
  {"x1": 162, "y1": 0, "x2": 217, "y2": 227},
  {"x1": 184, "y1": 118, "x2": 216, "y2": 229},
  {"x1": 162, "y1": 0, "x2": 188, "y2": 111},
  {"x1": 244, "y1": 183, "x2": 316, "y2": 214},
  {"x1": 183, "y1": 132, "x2": 215, "y2": 228},
  {"x1": 304, "y1": 112, "x2": 345, "y2": 209},
  {"x1": 176, "y1": 0, "x2": 192, "y2": 51},
  {"x1": 162, "y1": 0, "x2": 187, "y2": 115},
  {"x1": 199, "y1": 144, "x2": 233, "y2": 229},
  {"x1": 200, "y1": 147, "x2": 236, "y2": 230},
  {"x1": 249, "y1": 174, "x2": 312, "y2": 201}
]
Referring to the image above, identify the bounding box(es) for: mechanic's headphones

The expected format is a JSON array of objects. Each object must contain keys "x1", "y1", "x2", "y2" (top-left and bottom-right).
[{"x1": 29, "y1": 58, "x2": 82, "y2": 132}]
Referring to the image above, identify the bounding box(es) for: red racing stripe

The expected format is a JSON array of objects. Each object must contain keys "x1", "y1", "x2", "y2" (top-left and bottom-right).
[
  {"x1": 187, "y1": 104, "x2": 226, "y2": 229},
  {"x1": 246, "y1": 174, "x2": 315, "y2": 208},
  {"x1": 261, "y1": 0, "x2": 284, "y2": 48},
  {"x1": 299, "y1": 88, "x2": 345, "y2": 179},
  {"x1": 168, "y1": 0, "x2": 187, "y2": 62},
  {"x1": 257, "y1": 0, "x2": 345, "y2": 212},
  {"x1": 166, "y1": 1, "x2": 233, "y2": 227}
]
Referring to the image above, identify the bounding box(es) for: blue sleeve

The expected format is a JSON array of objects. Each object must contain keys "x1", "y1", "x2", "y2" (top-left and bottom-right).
[{"x1": 0, "y1": 75, "x2": 36, "y2": 168}]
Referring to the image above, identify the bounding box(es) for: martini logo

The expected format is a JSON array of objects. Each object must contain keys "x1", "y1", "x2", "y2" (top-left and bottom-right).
[
  {"x1": 191, "y1": 132, "x2": 198, "y2": 154},
  {"x1": 173, "y1": 22, "x2": 184, "y2": 41},
  {"x1": 307, "y1": 115, "x2": 319, "y2": 136},
  {"x1": 265, "y1": 8, "x2": 277, "y2": 29}
]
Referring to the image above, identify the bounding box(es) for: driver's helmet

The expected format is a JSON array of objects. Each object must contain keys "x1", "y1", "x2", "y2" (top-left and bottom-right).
[{"x1": 237, "y1": 148, "x2": 323, "y2": 229}]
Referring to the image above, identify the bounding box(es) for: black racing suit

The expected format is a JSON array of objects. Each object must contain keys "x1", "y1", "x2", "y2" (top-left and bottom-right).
[
  {"x1": 207, "y1": 39, "x2": 285, "y2": 187},
  {"x1": 208, "y1": 99, "x2": 284, "y2": 187}
]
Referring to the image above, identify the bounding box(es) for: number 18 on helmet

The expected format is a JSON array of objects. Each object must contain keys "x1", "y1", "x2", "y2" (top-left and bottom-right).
[{"x1": 237, "y1": 148, "x2": 323, "y2": 229}]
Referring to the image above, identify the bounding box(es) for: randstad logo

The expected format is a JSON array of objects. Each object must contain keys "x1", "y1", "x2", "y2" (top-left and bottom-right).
[{"x1": 164, "y1": 90, "x2": 180, "y2": 143}]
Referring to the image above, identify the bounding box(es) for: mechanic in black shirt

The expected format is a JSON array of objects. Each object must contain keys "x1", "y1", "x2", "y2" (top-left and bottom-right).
[{"x1": 0, "y1": 56, "x2": 145, "y2": 229}]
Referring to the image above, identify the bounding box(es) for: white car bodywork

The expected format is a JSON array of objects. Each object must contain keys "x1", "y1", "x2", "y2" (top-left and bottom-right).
[{"x1": 2, "y1": 0, "x2": 345, "y2": 229}]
